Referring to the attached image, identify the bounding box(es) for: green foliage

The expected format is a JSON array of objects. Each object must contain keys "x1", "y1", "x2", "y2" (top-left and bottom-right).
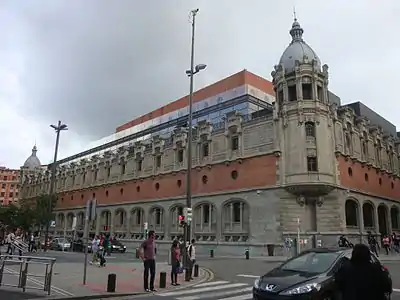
[{"x1": 0, "y1": 194, "x2": 57, "y2": 230}]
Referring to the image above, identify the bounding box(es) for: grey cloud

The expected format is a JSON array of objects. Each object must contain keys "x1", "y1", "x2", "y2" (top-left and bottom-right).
[{"x1": 2, "y1": 0, "x2": 400, "y2": 145}]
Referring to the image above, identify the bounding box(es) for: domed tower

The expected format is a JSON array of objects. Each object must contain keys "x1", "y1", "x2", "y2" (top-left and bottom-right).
[
  {"x1": 271, "y1": 17, "x2": 338, "y2": 204},
  {"x1": 20, "y1": 145, "x2": 42, "y2": 188}
]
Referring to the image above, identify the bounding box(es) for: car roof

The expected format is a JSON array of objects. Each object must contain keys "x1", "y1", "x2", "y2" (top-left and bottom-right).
[{"x1": 301, "y1": 247, "x2": 348, "y2": 254}]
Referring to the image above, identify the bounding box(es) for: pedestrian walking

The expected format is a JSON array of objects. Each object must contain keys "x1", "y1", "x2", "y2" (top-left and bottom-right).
[
  {"x1": 368, "y1": 233, "x2": 379, "y2": 257},
  {"x1": 335, "y1": 243, "x2": 392, "y2": 300},
  {"x1": 187, "y1": 239, "x2": 196, "y2": 280},
  {"x1": 170, "y1": 240, "x2": 181, "y2": 286},
  {"x1": 382, "y1": 235, "x2": 390, "y2": 255},
  {"x1": 139, "y1": 230, "x2": 157, "y2": 292},
  {"x1": 89, "y1": 236, "x2": 100, "y2": 265}
]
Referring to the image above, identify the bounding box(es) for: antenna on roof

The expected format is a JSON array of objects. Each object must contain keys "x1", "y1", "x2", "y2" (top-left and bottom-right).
[{"x1": 293, "y1": 6, "x2": 297, "y2": 21}]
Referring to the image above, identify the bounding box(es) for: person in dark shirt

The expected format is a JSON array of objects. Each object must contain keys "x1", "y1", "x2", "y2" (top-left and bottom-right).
[
  {"x1": 368, "y1": 234, "x2": 379, "y2": 257},
  {"x1": 170, "y1": 240, "x2": 181, "y2": 286},
  {"x1": 139, "y1": 230, "x2": 157, "y2": 292},
  {"x1": 335, "y1": 243, "x2": 391, "y2": 300}
]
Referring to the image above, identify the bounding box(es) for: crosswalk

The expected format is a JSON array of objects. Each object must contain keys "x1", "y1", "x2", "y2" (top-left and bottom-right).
[{"x1": 158, "y1": 280, "x2": 254, "y2": 300}]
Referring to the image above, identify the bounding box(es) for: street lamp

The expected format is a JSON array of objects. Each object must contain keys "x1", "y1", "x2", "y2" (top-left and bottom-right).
[
  {"x1": 184, "y1": 8, "x2": 206, "y2": 280},
  {"x1": 44, "y1": 120, "x2": 68, "y2": 250}
]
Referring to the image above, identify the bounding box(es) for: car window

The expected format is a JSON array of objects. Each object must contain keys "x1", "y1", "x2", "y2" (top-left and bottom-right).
[{"x1": 281, "y1": 252, "x2": 340, "y2": 273}]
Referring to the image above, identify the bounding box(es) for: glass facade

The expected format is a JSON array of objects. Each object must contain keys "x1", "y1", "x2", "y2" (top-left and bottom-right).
[{"x1": 59, "y1": 85, "x2": 274, "y2": 165}]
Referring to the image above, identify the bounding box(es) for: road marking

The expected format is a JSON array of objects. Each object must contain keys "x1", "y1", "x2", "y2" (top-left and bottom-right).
[
  {"x1": 194, "y1": 280, "x2": 229, "y2": 287},
  {"x1": 177, "y1": 287, "x2": 253, "y2": 300},
  {"x1": 5, "y1": 267, "x2": 74, "y2": 296},
  {"x1": 216, "y1": 294, "x2": 252, "y2": 300},
  {"x1": 159, "y1": 283, "x2": 248, "y2": 297},
  {"x1": 236, "y1": 274, "x2": 259, "y2": 278}
]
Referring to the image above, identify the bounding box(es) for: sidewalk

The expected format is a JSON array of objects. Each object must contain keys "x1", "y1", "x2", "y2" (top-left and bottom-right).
[{"x1": 1, "y1": 260, "x2": 211, "y2": 299}]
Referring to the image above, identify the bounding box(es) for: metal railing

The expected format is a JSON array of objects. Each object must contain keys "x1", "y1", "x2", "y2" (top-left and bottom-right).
[{"x1": 0, "y1": 251, "x2": 56, "y2": 295}]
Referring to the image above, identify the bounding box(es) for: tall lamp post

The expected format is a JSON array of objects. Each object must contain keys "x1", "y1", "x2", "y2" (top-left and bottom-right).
[
  {"x1": 184, "y1": 8, "x2": 206, "y2": 279},
  {"x1": 44, "y1": 120, "x2": 68, "y2": 250}
]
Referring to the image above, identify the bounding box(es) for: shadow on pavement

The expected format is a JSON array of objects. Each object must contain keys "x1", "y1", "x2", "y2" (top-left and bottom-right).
[{"x1": 0, "y1": 289, "x2": 45, "y2": 300}]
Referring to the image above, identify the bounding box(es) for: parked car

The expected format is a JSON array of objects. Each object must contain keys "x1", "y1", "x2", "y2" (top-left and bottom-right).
[
  {"x1": 111, "y1": 239, "x2": 126, "y2": 253},
  {"x1": 252, "y1": 247, "x2": 392, "y2": 300},
  {"x1": 50, "y1": 237, "x2": 71, "y2": 251}
]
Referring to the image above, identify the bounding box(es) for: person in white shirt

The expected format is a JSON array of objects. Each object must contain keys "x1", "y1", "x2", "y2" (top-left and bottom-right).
[
  {"x1": 6, "y1": 231, "x2": 15, "y2": 255},
  {"x1": 89, "y1": 236, "x2": 100, "y2": 265},
  {"x1": 187, "y1": 239, "x2": 196, "y2": 280}
]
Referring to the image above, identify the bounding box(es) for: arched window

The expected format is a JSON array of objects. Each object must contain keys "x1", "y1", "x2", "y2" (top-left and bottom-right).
[
  {"x1": 345, "y1": 200, "x2": 359, "y2": 227},
  {"x1": 362, "y1": 202, "x2": 374, "y2": 228},
  {"x1": 391, "y1": 206, "x2": 399, "y2": 230}
]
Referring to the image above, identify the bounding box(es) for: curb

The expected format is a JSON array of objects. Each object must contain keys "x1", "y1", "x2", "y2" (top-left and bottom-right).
[{"x1": 30, "y1": 267, "x2": 214, "y2": 300}]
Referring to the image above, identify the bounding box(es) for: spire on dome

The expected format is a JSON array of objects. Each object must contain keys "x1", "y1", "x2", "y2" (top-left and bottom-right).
[
  {"x1": 32, "y1": 145, "x2": 37, "y2": 156},
  {"x1": 289, "y1": 9, "x2": 304, "y2": 42}
]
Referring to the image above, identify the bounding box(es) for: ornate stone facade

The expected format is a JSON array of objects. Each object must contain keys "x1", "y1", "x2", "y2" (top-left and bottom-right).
[{"x1": 19, "y1": 18, "x2": 400, "y2": 254}]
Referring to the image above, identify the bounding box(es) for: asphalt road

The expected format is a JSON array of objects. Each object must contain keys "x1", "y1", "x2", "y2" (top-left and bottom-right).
[
  {"x1": 132, "y1": 258, "x2": 400, "y2": 300},
  {"x1": 2, "y1": 248, "x2": 400, "y2": 300}
]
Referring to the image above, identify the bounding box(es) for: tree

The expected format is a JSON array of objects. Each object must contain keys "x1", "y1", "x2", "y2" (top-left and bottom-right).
[
  {"x1": 0, "y1": 204, "x2": 35, "y2": 231},
  {"x1": 33, "y1": 194, "x2": 57, "y2": 228}
]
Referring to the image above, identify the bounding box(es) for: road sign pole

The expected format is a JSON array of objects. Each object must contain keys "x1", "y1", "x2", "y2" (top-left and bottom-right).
[{"x1": 83, "y1": 198, "x2": 96, "y2": 285}]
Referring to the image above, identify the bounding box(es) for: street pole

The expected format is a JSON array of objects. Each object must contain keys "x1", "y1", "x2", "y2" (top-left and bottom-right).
[
  {"x1": 185, "y1": 8, "x2": 198, "y2": 248},
  {"x1": 44, "y1": 121, "x2": 68, "y2": 251}
]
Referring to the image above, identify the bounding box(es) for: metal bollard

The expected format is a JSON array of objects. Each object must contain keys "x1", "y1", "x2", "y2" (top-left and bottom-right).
[
  {"x1": 210, "y1": 249, "x2": 214, "y2": 258},
  {"x1": 194, "y1": 264, "x2": 199, "y2": 277},
  {"x1": 107, "y1": 273, "x2": 116, "y2": 293},
  {"x1": 159, "y1": 271, "x2": 167, "y2": 288},
  {"x1": 245, "y1": 249, "x2": 249, "y2": 260}
]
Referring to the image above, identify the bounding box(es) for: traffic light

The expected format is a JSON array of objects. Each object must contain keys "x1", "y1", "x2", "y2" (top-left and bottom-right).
[
  {"x1": 186, "y1": 208, "x2": 192, "y2": 224},
  {"x1": 178, "y1": 215, "x2": 185, "y2": 227}
]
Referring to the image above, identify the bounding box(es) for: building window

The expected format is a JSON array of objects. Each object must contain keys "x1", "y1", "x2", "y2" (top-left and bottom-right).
[
  {"x1": 202, "y1": 143, "x2": 209, "y2": 158},
  {"x1": 137, "y1": 160, "x2": 142, "y2": 172},
  {"x1": 107, "y1": 167, "x2": 111, "y2": 178},
  {"x1": 105, "y1": 190, "x2": 109, "y2": 197},
  {"x1": 136, "y1": 186, "x2": 140, "y2": 192},
  {"x1": 9, "y1": 192, "x2": 13, "y2": 198},
  {"x1": 155, "y1": 182, "x2": 160, "y2": 190},
  {"x1": 305, "y1": 122, "x2": 316, "y2": 138},
  {"x1": 302, "y1": 83, "x2": 312, "y2": 99},
  {"x1": 379, "y1": 178, "x2": 382, "y2": 185},
  {"x1": 364, "y1": 173, "x2": 368, "y2": 182},
  {"x1": 82, "y1": 173, "x2": 86, "y2": 184},
  {"x1": 203, "y1": 204, "x2": 210, "y2": 224},
  {"x1": 72, "y1": 176, "x2": 75, "y2": 186},
  {"x1": 202, "y1": 175, "x2": 208, "y2": 184},
  {"x1": 177, "y1": 180, "x2": 182, "y2": 187},
  {"x1": 1, "y1": 184, "x2": 5, "y2": 188},
  {"x1": 231, "y1": 136, "x2": 239, "y2": 151},
  {"x1": 233, "y1": 202, "x2": 241, "y2": 223},
  {"x1": 121, "y1": 163, "x2": 126, "y2": 175},
  {"x1": 94, "y1": 170, "x2": 98, "y2": 181},
  {"x1": 177, "y1": 149, "x2": 184, "y2": 163},
  {"x1": 348, "y1": 167, "x2": 353, "y2": 177},
  {"x1": 231, "y1": 170, "x2": 238, "y2": 179},
  {"x1": 307, "y1": 156, "x2": 318, "y2": 172},
  {"x1": 317, "y1": 85, "x2": 323, "y2": 100},
  {"x1": 156, "y1": 155, "x2": 162, "y2": 168}
]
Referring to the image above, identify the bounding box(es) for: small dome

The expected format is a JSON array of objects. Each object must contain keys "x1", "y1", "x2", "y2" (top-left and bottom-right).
[
  {"x1": 23, "y1": 145, "x2": 42, "y2": 169},
  {"x1": 279, "y1": 18, "x2": 321, "y2": 74}
]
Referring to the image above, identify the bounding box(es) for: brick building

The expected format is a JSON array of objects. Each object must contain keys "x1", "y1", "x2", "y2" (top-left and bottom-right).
[
  {"x1": 19, "y1": 18, "x2": 400, "y2": 255},
  {"x1": 0, "y1": 167, "x2": 20, "y2": 206}
]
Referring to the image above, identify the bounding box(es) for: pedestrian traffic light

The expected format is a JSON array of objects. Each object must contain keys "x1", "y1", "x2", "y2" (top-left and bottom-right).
[
  {"x1": 186, "y1": 208, "x2": 192, "y2": 224},
  {"x1": 178, "y1": 215, "x2": 185, "y2": 227}
]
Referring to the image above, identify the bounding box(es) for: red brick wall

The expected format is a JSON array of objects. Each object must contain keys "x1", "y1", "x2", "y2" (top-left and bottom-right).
[
  {"x1": 56, "y1": 154, "x2": 278, "y2": 209},
  {"x1": 338, "y1": 155, "x2": 400, "y2": 200}
]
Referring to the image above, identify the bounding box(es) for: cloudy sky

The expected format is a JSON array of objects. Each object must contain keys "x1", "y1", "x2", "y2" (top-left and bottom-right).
[{"x1": 0, "y1": 0, "x2": 399, "y2": 168}]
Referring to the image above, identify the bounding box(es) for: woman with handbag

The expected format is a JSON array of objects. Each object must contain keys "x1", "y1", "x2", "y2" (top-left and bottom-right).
[{"x1": 171, "y1": 240, "x2": 181, "y2": 286}]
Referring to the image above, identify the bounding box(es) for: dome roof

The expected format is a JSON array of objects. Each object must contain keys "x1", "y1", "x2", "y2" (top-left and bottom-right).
[
  {"x1": 279, "y1": 18, "x2": 321, "y2": 74},
  {"x1": 23, "y1": 145, "x2": 41, "y2": 169}
]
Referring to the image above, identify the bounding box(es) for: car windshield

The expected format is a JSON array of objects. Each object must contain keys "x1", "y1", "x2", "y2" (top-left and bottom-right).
[
  {"x1": 280, "y1": 251, "x2": 340, "y2": 274},
  {"x1": 59, "y1": 238, "x2": 71, "y2": 243},
  {"x1": 112, "y1": 240, "x2": 121, "y2": 245}
]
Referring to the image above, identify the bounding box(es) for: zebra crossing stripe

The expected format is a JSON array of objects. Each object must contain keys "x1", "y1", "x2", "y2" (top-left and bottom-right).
[
  {"x1": 216, "y1": 294, "x2": 253, "y2": 300},
  {"x1": 193, "y1": 281, "x2": 229, "y2": 288},
  {"x1": 159, "y1": 283, "x2": 248, "y2": 297},
  {"x1": 176, "y1": 286, "x2": 253, "y2": 300}
]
